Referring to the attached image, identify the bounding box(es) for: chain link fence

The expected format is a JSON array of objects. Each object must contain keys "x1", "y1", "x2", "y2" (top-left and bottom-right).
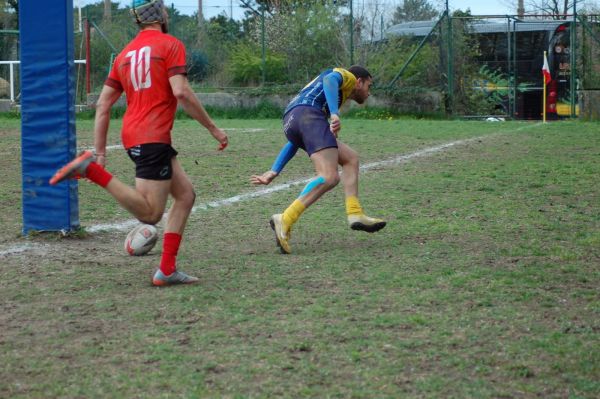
[
  {"x1": 381, "y1": 13, "x2": 600, "y2": 119},
  {"x1": 2, "y1": 3, "x2": 600, "y2": 120}
]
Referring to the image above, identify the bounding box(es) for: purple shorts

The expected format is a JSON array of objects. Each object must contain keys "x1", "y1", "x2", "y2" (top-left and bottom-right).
[{"x1": 283, "y1": 106, "x2": 338, "y2": 156}]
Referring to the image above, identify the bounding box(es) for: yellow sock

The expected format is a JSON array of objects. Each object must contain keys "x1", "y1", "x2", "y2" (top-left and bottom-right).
[
  {"x1": 282, "y1": 199, "x2": 306, "y2": 227},
  {"x1": 345, "y1": 196, "x2": 364, "y2": 216}
]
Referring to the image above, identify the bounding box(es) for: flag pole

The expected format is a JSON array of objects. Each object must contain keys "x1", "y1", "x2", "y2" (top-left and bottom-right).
[{"x1": 543, "y1": 51, "x2": 547, "y2": 123}]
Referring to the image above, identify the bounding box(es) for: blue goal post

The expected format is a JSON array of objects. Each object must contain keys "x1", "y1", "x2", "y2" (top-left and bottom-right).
[{"x1": 19, "y1": 0, "x2": 80, "y2": 235}]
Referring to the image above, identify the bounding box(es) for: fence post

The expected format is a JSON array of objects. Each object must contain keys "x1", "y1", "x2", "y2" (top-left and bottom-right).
[
  {"x1": 9, "y1": 62, "x2": 14, "y2": 102},
  {"x1": 85, "y1": 18, "x2": 91, "y2": 95},
  {"x1": 446, "y1": 1, "x2": 453, "y2": 115},
  {"x1": 570, "y1": 2, "x2": 577, "y2": 118},
  {"x1": 349, "y1": 0, "x2": 354, "y2": 65},
  {"x1": 261, "y1": 6, "x2": 266, "y2": 85}
]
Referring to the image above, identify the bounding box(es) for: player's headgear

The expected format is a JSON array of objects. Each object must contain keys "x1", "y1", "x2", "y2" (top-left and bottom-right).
[{"x1": 131, "y1": 0, "x2": 166, "y2": 25}]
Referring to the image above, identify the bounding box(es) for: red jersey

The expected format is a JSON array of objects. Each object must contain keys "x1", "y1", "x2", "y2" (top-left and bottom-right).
[{"x1": 105, "y1": 29, "x2": 187, "y2": 149}]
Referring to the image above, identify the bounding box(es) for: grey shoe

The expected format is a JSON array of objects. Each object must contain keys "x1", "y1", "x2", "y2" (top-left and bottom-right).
[{"x1": 152, "y1": 269, "x2": 199, "y2": 286}]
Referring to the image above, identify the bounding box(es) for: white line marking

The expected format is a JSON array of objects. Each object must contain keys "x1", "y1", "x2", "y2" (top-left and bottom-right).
[
  {"x1": 80, "y1": 129, "x2": 267, "y2": 153},
  {"x1": 86, "y1": 219, "x2": 141, "y2": 233},
  {"x1": 0, "y1": 243, "x2": 50, "y2": 257},
  {"x1": 223, "y1": 128, "x2": 267, "y2": 132},
  {"x1": 81, "y1": 144, "x2": 121, "y2": 152},
  {"x1": 81, "y1": 136, "x2": 484, "y2": 233},
  {"x1": 0, "y1": 132, "x2": 527, "y2": 257}
]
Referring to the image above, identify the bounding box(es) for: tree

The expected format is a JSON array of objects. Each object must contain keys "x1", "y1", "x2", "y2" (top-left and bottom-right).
[
  {"x1": 500, "y1": 0, "x2": 600, "y2": 18},
  {"x1": 243, "y1": 1, "x2": 346, "y2": 82},
  {"x1": 392, "y1": 0, "x2": 439, "y2": 24},
  {"x1": 239, "y1": 0, "x2": 346, "y2": 16},
  {"x1": 1, "y1": 0, "x2": 18, "y2": 29},
  {"x1": 193, "y1": 14, "x2": 244, "y2": 83}
]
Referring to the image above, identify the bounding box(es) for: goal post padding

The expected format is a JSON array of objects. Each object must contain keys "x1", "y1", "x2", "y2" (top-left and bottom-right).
[{"x1": 19, "y1": 0, "x2": 80, "y2": 235}]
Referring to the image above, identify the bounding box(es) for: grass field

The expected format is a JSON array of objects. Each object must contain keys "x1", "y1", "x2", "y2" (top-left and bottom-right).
[{"x1": 0, "y1": 117, "x2": 599, "y2": 398}]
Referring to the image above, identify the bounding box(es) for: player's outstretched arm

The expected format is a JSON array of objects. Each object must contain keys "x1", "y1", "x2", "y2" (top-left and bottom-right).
[
  {"x1": 250, "y1": 141, "x2": 298, "y2": 185},
  {"x1": 169, "y1": 74, "x2": 228, "y2": 150},
  {"x1": 250, "y1": 170, "x2": 278, "y2": 185}
]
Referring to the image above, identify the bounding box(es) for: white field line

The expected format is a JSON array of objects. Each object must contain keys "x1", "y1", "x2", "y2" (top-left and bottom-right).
[
  {"x1": 193, "y1": 136, "x2": 485, "y2": 210},
  {"x1": 80, "y1": 129, "x2": 267, "y2": 153},
  {"x1": 0, "y1": 243, "x2": 50, "y2": 256},
  {"x1": 0, "y1": 128, "x2": 536, "y2": 258},
  {"x1": 81, "y1": 144, "x2": 121, "y2": 152},
  {"x1": 222, "y1": 128, "x2": 266, "y2": 132}
]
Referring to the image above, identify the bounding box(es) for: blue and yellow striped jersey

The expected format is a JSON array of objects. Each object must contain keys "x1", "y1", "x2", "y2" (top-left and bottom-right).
[{"x1": 284, "y1": 68, "x2": 357, "y2": 116}]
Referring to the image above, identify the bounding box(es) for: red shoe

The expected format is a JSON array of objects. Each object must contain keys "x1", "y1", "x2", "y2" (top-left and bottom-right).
[{"x1": 49, "y1": 151, "x2": 96, "y2": 185}]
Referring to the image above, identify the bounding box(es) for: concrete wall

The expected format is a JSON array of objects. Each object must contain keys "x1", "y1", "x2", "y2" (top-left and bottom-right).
[
  {"x1": 86, "y1": 92, "x2": 294, "y2": 109},
  {"x1": 85, "y1": 91, "x2": 442, "y2": 114},
  {"x1": 0, "y1": 99, "x2": 14, "y2": 112},
  {"x1": 2, "y1": 90, "x2": 443, "y2": 115}
]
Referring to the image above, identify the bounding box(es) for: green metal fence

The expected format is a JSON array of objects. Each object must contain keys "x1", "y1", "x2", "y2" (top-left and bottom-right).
[
  {"x1": 2, "y1": 2, "x2": 600, "y2": 120},
  {"x1": 382, "y1": 12, "x2": 600, "y2": 119}
]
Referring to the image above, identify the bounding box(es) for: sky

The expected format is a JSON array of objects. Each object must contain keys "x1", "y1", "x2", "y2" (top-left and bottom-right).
[
  {"x1": 77, "y1": 1, "x2": 516, "y2": 20},
  {"x1": 179, "y1": 1, "x2": 516, "y2": 19},
  {"x1": 448, "y1": 1, "x2": 514, "y2": 15}
]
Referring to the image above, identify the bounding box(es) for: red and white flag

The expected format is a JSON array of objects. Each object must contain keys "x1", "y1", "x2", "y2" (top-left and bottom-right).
[{"x1": 542, "y1": 53, "x2": 551, "y2": 84}]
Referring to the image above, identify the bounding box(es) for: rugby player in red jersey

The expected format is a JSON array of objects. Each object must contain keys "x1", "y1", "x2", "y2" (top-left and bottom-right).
[{"x1": 50, "y1": 0, "x2": 228, "y2": 286}]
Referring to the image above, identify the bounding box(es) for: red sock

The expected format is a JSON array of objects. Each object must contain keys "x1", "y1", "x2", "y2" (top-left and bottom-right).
[
  {"x1": 160, "y1": 232, "x2": 182, "y2": 276},
  {"x1": 85, "y1": 162, "x2": 113, "y2": 188}
]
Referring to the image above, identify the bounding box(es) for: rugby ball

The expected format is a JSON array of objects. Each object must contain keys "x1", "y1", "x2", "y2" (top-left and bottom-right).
[{"x1": 124, "y1": 224, "x2": 158, "y2": 256}]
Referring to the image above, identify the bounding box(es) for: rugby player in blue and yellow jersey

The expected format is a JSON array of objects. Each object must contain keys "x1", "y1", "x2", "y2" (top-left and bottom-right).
[{"x1": 251, "y1": 66, "x2": 386, "y2": 254}]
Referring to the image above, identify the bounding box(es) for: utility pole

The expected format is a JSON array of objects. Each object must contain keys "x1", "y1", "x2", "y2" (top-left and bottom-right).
[
  {"x1": 349, "y1": 0, "x2": 354, "y2": 65},
  {"x1": 517, "y1": 0, "x2": 525, "y2": 18},
  {"x1": 77, "y1": 0, "x2": 83, "y2": 32},
  {"x1": 104, "y1": 0, "x2": 111, "y2": 23},
  {"x1": 570, "y1": 0, "x2": 577, "y2": 118},
  {"x1": 261, "y1": 6, "x2": 266, "y2": 85},
  {"x1": 197, "y1": 0, "x2": 203, "y2": 26},
  {"x1": 445, "y1": 0, "x2": 453, "y2": 115}
]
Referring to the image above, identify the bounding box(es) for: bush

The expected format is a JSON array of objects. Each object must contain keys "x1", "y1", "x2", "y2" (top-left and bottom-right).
[
  {"x1": 199, "y1": 101, "x2": 283, "y2": 119},
  {"x1": 75, "y1": 101, "x2": 284, "y2": 120},
  {"x1": 229, "y1": 43, "x2": 287, "y2": 85},
  {"x1": 188, "y1": 50, "x2": 209, "y2": 81}
]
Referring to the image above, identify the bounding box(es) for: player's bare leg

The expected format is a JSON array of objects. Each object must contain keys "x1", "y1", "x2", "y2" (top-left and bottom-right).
[
  {"x1": 50, "y1": 150, "x2": 171, "y2": 225},
  {"x1": 163, "y1": 158, "x2": 195, "y2": 235},
  {"x1": 337, "y1": 141, "x2": 386, "y2": 233},
  {"x1": 105, "y1": 177, "x2": 170, "y2": 225},
  {"x1": 271, "y1": 147, "x2": 340, "y2": 254},
  {"x1": 337, "y1": 142, "x2": 359, "y2": 197},
  {"x1": 152, "y1": 158, "x2": 198, "y2": 286},
  {"x1": 302, "y1": 147, "x2": 340, "y2": 206}
]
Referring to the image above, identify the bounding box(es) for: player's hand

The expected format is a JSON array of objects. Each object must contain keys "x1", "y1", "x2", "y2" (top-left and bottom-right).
[
  {"x1": 329, "y1": 114, "x2": 341, "y2": 137},
  {"x1": 250, "y1": 170, "x2": 278, "y2": 185},
  {"x1": 217, "y1": 140, "x2": 228, "y2": 151},
  {"x1": 95, "y1": 153, "x2": 106, "y2": 168},
  {"x1": 210, "y1": 127, "x2": 228, "y2": 151}
]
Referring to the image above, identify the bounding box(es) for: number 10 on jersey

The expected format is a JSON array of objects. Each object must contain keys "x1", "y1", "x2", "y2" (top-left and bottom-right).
[{"x1": 126, "y1": 46, "x2": 152, "y2": 91}]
